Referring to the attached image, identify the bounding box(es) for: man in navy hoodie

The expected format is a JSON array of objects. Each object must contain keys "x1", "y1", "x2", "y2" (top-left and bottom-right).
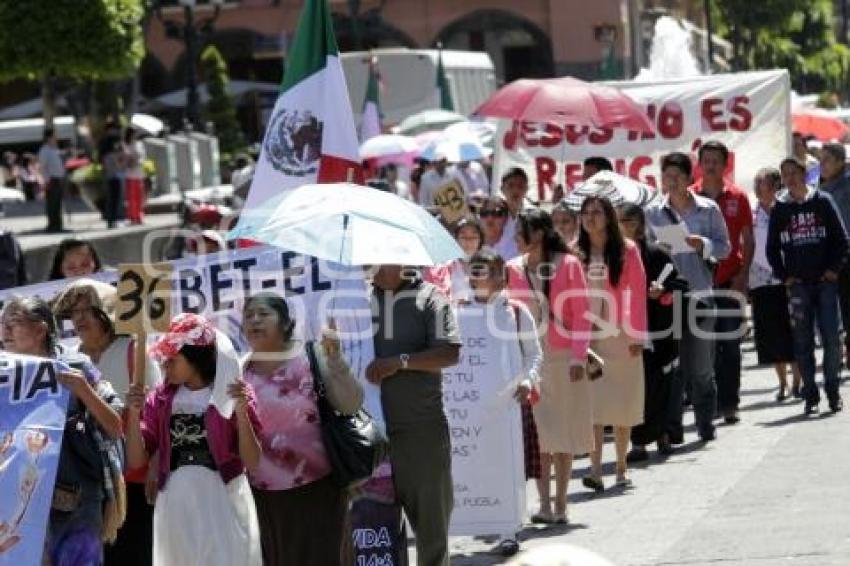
[{"x1": 767, "y1": 157, "x2": 850, "y2": 415}]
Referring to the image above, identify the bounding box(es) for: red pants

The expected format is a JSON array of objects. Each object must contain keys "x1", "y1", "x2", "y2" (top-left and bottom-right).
[{"x1": 125, "y1": 177, "x2": 145, "y2": 223}]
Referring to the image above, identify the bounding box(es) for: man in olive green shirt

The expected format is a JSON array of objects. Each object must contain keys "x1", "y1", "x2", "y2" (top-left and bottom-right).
[{"x1": 367, "y1": 265, "x2": 462, "y2": 566}]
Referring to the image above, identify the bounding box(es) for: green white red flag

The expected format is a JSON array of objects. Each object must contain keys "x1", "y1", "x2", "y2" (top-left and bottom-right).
[
  {"x1": 239, "y1": 0, "x2": 362, "y2": 215},
  {"x1": 359, "y1": 56, "x2": 382, "y2": 142}
]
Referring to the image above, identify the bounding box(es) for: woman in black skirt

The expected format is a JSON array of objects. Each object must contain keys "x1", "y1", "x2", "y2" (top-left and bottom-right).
[
  {"x1": 619, "y1": 204, "x2": 689, "y2": 461},
  {"x1": 750, "y1": 168, "x2": 801, "y2": 400}
]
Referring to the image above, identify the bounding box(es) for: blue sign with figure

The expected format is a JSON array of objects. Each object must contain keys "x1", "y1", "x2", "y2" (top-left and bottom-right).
[{"x1": 0, "y1": 353, "x2": 68, "y2": 565}]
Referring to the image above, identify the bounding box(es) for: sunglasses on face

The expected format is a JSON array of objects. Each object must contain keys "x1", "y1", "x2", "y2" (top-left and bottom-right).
[{"x1": 479, "y1": 209, "x2": 507, "y2": 218}]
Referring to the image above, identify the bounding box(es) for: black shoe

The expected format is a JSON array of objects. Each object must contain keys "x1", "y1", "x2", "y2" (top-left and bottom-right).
[
  {"x1": 626, "y1": 446, "x2": 649, "y2": 464},
  {"x1": 829, "y1": 398, "x2": 843, "y2": 413},
  {"x1": 792, "y1": 385, "x2": 803, "y2": 399},
  {"x1": 724, "y1": 411, "x2": 740, "y2": 425},
  {"x1": 495, "y1": 539, "x2": 520, "y2": 557},
  {"x1": 582, "y1": 476, "x2": 605, "y2": 493},
  {"x1": 698, "y1": 428, "x2": 716, "y2": 442},
  {"x1": 668, "y1": 431, "x2": 685, "y2": 445},
  {"x1": 804, "y1": 401, "x2": 820, "y2": 415},
  {"x1": 657, "y1": 437, "x2": 675, "y2": 456}
]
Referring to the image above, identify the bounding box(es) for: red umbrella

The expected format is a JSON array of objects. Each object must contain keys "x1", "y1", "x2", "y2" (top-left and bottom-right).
[
  {"x1": 474, "y1": 77, "x2": 654, "y2": 133},
  {"x1": 792, "y1": 111, "x2": 850, "y2": 142}
]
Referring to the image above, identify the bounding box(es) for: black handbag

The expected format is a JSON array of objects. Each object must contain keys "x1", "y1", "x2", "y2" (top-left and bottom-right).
[{"x1": 306, "y1": 342, "x2": 387, "y2": 490}]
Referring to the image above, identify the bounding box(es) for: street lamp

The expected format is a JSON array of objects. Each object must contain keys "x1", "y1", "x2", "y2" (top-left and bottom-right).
[{"x1": 156, "y1": 0, "x2": 223, "y2": 130}]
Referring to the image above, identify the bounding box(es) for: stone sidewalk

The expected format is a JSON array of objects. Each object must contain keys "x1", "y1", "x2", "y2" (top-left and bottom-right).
[{"x1": 441, "y1": 340, "x2": 850, "y2": 565}]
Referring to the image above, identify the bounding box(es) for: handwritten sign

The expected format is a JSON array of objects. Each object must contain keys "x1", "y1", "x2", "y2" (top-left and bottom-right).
[
  {"x1": 493, "y1": 70, "x2": 790, "y2": 200},
  {"x1": 433, "y1": 179, "x2": 469, "y2": 224},
  {"x1": 0, "y1": 353, "x2": 68, "y2": 563},
  {"x1": 115, "y1": 263, "x2": 173, "y2": 334},
  {"x1": 443, "y1": 306, "x2": 525, "y2": 537}
]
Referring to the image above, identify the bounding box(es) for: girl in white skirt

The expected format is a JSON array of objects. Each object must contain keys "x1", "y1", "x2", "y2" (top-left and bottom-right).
[{"x1": 125, "y1": 313, "x2": 262, "y2": 566}]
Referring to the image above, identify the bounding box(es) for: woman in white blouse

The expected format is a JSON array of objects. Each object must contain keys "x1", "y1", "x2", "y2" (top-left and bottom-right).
[
  {"x1": 466, "y1": 247, "x2": 543, "y2": 556},
  {"x1": 749, "y1": 167, "x2": 801, "y2": 400}
]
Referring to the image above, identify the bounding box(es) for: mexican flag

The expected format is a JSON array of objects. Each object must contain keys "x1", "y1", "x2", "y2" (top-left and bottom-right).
[
  {"x1": 359, "y1": 58, "x2": 382, "y2": 142},
  {"x1": 239, "y1": 0, "x2": 362, "y2": 215},
  {"x1": 436, "y1": 47, "x2": 454, "y2": 111}
]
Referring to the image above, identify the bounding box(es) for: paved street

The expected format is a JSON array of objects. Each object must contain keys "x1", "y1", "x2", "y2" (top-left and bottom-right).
[{"x1": 444, "y1": 339, "x2": 850, "y2": 565}]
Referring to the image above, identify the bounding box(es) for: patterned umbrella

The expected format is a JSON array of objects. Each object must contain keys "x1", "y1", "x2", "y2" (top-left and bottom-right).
[{"x1": 563, "y1": 170, "x2": 660, "y2": 211}]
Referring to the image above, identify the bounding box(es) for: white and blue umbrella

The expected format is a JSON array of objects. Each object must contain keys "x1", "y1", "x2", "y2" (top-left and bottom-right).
[
  {"x1": 228, "y1": 183, "x2": 463, "y2": 266},
  {"x1": 419, "y1": 134, "x2": 492, "y2": 163},
  {"x1": 442, "y1": 119, "x2": 497, "y2": 150}
]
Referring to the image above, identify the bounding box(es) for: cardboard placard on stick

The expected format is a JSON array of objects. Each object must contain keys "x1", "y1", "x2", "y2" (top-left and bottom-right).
[
  {"x1": 433, "y1": 179, "x2": 469, "y2": 224},
  {"x1": 116, "y1": 263, "x2": 173, "y2": 385}
]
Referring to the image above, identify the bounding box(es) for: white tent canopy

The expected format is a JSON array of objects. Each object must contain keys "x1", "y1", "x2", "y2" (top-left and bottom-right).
[
  {"x1": 0, "y1": 116, "x2": 76, "y2": 145},
  {"x1": 0, "y1": 97, "x2": 69, "y2": 120},
  {"x1": 148, "y1": 80, "x2": 279, "y2": 108}
]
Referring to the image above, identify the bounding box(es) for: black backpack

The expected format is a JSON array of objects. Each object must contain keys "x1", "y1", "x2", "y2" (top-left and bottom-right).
[{"x1": 0, "y1": 230, "x2": 25, "y2": 290}]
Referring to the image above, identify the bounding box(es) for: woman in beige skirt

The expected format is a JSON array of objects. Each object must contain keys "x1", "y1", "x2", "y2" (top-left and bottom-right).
[
  {"x1": 507, "y1": 209, "x2": 593, "y2": 524},
  {"x1": 576, "y1": 196, "x2": 648, "y2": 490}
]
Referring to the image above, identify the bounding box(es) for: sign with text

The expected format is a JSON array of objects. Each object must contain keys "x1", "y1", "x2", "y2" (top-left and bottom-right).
[
  {"x1": 433, "y1": 179, "x2": 469, "y2": 224},
  {"x1": 492, "y1": 70, "x2": 791, "y2": 201},
  {"x1": 165, "y1": 247, "x2": 381, "y2": 428},
  {"x1": 443, "y1": 306, "x2": 525, "y2": 537},
  {"x1": 0, "y1": 248, "x2": 382, "y2": 428},
  {"x1": 0, "y1": 354, "x2": 68, "y2": 564},
  {"x1": 115, "y1": 263, "x2": 173, "y2": 334}
]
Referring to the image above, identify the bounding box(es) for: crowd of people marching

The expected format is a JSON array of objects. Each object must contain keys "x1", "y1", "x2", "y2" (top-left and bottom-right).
[{"x1": 4, "y1": 135, "x2": 850, "y2": 566}]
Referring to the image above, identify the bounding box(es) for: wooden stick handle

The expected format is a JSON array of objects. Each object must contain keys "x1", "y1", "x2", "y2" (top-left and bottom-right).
[{"x1": 133, "y1": 332, "x2": 147, "y2": 387}]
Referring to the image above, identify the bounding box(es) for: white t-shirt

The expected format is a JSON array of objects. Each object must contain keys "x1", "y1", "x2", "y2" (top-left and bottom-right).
[
  {"x1": 85, "y1": 335, "x2": 162, "y2": 402},
  {"x1": 498, "y1": 200, "x2": 536, "y2": 260},
  {"x1": 454, "y1": 161, "x2": 489, "y2": 195},
  {"x1": 172, "y1": 385, "x2": 213, "y2": 415},
  {"x1": 418, "y1": 167, "x2": 457, "y2": 207},
  {"x1": 493, "y1": 231, "x2": 520, "y2": 261},
  {"x1": 125, "y1": 141, "x2": 146, "y2": 179}
]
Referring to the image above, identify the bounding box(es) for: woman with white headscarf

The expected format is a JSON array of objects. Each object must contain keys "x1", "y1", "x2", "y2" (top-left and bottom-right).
[{"x1": 125, "y1": 313, "x2": 262, "y2": 566}]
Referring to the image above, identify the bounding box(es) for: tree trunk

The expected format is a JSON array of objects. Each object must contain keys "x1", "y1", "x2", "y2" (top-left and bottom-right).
[{"x1": 42, "y1": 73, "x2": 56, "y2": 130}]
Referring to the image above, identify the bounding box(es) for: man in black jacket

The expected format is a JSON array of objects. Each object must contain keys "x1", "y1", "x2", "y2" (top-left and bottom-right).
[{"x1": 767, "y1": 157, "x2": 850, "y2": 415}]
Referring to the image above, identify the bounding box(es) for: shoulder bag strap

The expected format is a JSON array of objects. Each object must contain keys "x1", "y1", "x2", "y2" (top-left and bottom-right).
[
  {"x1": 510, "y1": 303, "x2": 524, "y2": 356},
  {"x1": 305, "y1": 341, "x2": 326, "y2": 399}
]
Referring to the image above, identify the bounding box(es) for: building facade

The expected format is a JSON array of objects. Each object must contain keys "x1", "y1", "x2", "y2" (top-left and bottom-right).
[{"x1": 145, "y1": 0, "x2": 651, "y2": 98}]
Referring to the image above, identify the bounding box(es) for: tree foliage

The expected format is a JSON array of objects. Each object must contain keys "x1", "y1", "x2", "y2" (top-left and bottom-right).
[
  {"x1": 717, "y1": 0, "x2": 850, "y2": 97},
  {"x1": 200, "y1": 45, "x2": 244, "y2": 155},
  {"x1": 0, "y1": 0, "x2": 145, "y2": 82}
]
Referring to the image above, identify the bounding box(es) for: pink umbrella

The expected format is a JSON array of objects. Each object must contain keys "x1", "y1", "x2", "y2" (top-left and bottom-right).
[{"x1": 474, "y1": 76, "x2": 654, "y2": 133}]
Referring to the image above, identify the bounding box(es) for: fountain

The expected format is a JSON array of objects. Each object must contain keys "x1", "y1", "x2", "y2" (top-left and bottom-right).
[{"x1": 635, "y1": 16, "x2": 702, "y2": 81}]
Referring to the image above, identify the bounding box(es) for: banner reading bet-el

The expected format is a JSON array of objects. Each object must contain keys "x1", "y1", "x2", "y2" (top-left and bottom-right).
[{"x1": 492, "y1": 70, "x2": 791, "y2": 201}]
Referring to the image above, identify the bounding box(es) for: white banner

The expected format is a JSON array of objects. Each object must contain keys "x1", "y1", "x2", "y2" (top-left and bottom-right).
[
  {"x1": 444, "y1": 306, "x2": 525, "y2": 537},
  {"x1": 0, "y1": 248, "x2": 382, "y2": 428},
  {"x1": 493, "y1": 70, "x2": 791, "y2": 201}
]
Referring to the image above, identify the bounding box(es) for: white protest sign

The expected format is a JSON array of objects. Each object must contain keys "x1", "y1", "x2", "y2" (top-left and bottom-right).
[
  {"x1": 0, "y1": 247, "x2": 382, "y2": 428},
  {"x1": 492, "y1": 70, "x2": 791, "y2": 201},
  {"x1": 161, "y1": 247, "x2": 381, "y2": 428},
  {"x1": 444, "y1": 305, "x2": 525, "y2": 537}
]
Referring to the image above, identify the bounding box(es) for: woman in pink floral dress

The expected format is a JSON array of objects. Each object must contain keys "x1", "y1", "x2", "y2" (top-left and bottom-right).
[{"x1": 241, "y1": 292, "x2": 363, "y2": 565}]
